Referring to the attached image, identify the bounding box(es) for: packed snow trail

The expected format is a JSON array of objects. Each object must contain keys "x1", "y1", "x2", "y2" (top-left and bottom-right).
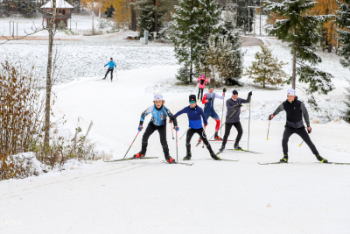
[{"x1": 1, "y1": 66, "x2": 350, "y2": 234}]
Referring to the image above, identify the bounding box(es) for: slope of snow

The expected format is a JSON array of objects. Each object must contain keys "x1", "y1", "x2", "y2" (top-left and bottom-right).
[{"x1": 1, "y1": 65, "x2": 349, "y2": 234}]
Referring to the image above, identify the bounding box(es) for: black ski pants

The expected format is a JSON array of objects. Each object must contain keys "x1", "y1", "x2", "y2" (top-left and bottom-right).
[
  {"x1": 141, "y1": 122, "x2": 169, "y2": 157},
  {"x1": 222, "y1": 122, "x2": 243, "y2": 147},
  {"x1": 186, "y1": 128, "x2": 214, "y2": 155},
  {"x1": 198, "y1": 88, "x2": 204, "y2": 100},
  {"x1": 104, "y1": 68, "x2": 114, "y2": 80},
  {"x1": 282, "y1": 126, "x2": 319, "y2": 156}
]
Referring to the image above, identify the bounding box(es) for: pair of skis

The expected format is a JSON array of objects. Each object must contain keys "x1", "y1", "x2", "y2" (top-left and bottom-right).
[
  {"x1": 106, "y1": 156, "x2": 194, "y2": 166},
  {"x1": 258, "y1": 161, "x2": 350, "y2": 165},
  {"x1": 216, "y1": 148, "x2": 262, "y2": 155}
]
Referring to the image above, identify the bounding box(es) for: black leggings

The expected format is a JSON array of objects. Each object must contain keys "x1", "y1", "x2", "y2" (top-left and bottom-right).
[
  {"x1": 104, "y1": 68, "x2": 114, "y2": 80},
  {"x1": 282, "y1": 126, "x2": 319, "y2": 156},
  {"x1": 222, "y1": 122, "x2": 243, "y2": 146},
  {"x1": 140, "y1": 122, "x2": 169, "y2": 157},
  {"x1": 198, "y1": 88, "x2": 204, "y2": 100},
  {"x1": 186, "y1": 128, "x2": 214, "y2": 155}
]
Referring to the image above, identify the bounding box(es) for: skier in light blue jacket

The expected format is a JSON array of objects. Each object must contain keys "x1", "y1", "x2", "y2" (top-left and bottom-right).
[{"x1": 103, "y1": 58, "x2": 117, "y2": 81}]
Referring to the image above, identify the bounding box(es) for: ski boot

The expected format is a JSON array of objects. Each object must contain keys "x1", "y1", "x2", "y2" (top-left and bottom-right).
[
  {"x1": 218, "y1": 145, "x2": 225, "y2": 153},
  {"x1": 165, "y1": 156, "x2": 176, "y2": 164},
  {"x1": 133, "y1": 152, "x2": 145, "y2": 159},
  {"x1": 211, "y1": 153, "x2": 220, "y2": 160},
  {"x1": 183, "y1": 152, "x2": 192, "y2": 161},
  {"x1": 279, "y1": 154, "x2": 288, "y2": 163},
  {"x1": 234, "y1": 143, "x2": 243, "y2": 151},
  {"x1": 214, "y1": 132, "x2": 222, "y2": 140},
  {"x1": 316, "y1": 155, "x2": 328, "y2": 163}
]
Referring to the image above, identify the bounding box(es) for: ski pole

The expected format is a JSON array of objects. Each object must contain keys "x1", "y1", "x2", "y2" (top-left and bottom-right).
[
  {"x1": 267, "y1": 120, "x2": 271, "y2": 140},
  {"x1": 248, "y1": 99, "x2": 251, "y2": 150},
  {"x1": 170, "y1": 122, "x2": 174, "y2": 140},
  {"x1": 208, "y1": 108, "x2": 238, "y2": 141},
  {"x1": 220, "y1": 92, "x2": 225, "y2": 137},
  {"x1": 123, "y1": 131, "x2": 140, "y2": 159},
  {"x1": 299, "y1": 141, "x2": 304, "y2": 147},
  {"x1": 180, "y1": 128, "x2": 190, "y2": 140},
  {"x1": 176, "y1": 130, "x2": 179, "y2": 162}
]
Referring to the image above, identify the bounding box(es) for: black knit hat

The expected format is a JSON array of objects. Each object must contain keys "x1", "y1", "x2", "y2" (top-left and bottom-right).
[
  {"x1": 110, "y1": 57, "x2": 113, "y2": 60},
  {"x1": 189, "y1": 94, "x2": 196, "y2": 103},
  {"x1": 232, "y1": 90, "x2": 238, "y2": 95}
]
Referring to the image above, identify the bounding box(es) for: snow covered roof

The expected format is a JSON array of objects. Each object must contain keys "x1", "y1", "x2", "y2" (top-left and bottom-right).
[{"x1": 41, "y1": 0, "x2": 74, "y2": 9}]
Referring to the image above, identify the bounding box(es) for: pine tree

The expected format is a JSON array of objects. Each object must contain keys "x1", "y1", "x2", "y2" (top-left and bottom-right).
[
  {"x1": 246, "y1": 43, "x2": 287, "y2": 88},
  {"x1": 266, "y1": 0, "x2": 334, "y2": 95},
  {"x1": 344, "y1": 83, "x2": 350, "y2": 123},
  {"x1": 336, "y1": 0, "x2": 350, "y2": 68},
  {"x1": 134, "y1": 0, "x2": 166, "y2": 38},
  {"x1": 171, "y1": 0, "x2": 222, "y2": 83}
]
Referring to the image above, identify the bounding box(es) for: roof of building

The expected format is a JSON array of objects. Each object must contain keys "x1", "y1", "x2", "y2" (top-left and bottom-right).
[{"x1": 41, "y1": 0, "x2": 74, "y2": 9}]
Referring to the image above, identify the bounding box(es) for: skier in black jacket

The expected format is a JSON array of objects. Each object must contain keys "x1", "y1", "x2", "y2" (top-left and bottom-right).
[
  {"x1": 268, "y1": 88, "x2": 328, "y2": 163},
  {"x1": 219, "y1": 90, "x2": 252, "y2": 152}
]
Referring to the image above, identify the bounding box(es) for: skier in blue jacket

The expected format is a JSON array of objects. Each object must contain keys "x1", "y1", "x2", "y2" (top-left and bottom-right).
[
  {"x1": 134, "y1": 94, "x2": 178, "y2": 163},
  {"x1": 174, "y1": 95, "x2": 220, "y2": 160},
  {"x1": 103, "y1": 58, "x2": 117, "y2": 81}
]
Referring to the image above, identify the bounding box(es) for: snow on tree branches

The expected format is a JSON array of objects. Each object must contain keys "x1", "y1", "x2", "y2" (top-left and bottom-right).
[{"x1": 246, "y1": 43, "x2": 287, "y2": 88}]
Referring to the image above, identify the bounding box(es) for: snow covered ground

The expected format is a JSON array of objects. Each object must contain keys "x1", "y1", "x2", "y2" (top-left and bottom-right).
[
  {"x1": 1, "y1": 64, "x2": 350, "y2": 233},
  {"x1": 1, "y1": 17, "x2": 350, "y2": 233}
]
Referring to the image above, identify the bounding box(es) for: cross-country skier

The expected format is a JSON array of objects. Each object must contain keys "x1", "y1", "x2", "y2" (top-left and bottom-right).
[
  {"x1": 219, "y1": 90, "x2": 252, "y2": 152},
  {"x1": 268, "y1": 88, "x2": 328, "y2": 163},
  {"x1": 201, "y1": 86, "x2": 226, "y2": 140},
  {"x1": 197, "y1": 74, "x2": 209, "y2": 101},
  {"x1": 103, "y1": 57, "x2": 117, "y2": 81},
  {"x1": 134, "y1": 94, "x2": 179, "y2": 163},
  {"x1": 174, "y1": 95, "x2": 220, "y2": 160}
]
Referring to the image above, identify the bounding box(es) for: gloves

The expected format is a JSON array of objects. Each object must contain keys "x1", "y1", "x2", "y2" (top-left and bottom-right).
[
  {"x1": 175, "y1": 126, "x2": 180, "y2": 132},
  {"x1": 248, "y1": 91, "x2": 252, "y2": 97},
  {"x1": 138, "y1": 125, "x2": 143, "y2": 131},
  {"x1": 208, "y1": 97, "x2": 213, "y2": 102},
  {"x1": 204, "y1": 124, "x2": 208, "y2": 128},
  {"x1": 268, "y1": 114, "x2": 274, "y2": 120},
  {"x1": 235, "y1": 104, "x2": 243, "y2": 108},
  {"x1": 223, "y1": 88, "x2": 227, "y2": 93},
  {"x1": 169, "y1": 119, "x2": 173, "y2": 123},
  {"x1": 307, "y1": 126, "x2": 312, "y2": 134}
]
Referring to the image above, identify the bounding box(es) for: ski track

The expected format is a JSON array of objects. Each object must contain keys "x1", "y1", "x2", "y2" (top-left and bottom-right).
[
  {"x1": 1, "y1": 30, "x2": 350, "y2": 233},
  {"x1": 1, "y1": 64, "x2": 350, "y2": 233}
]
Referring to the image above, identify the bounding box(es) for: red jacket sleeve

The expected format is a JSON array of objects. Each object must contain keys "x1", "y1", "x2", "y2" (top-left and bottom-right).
[{"x1": 202, "y1": 94, "x2": 208, "y2": 105}]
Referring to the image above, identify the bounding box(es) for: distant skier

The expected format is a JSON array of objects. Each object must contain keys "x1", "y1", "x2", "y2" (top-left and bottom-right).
[
  {"x1": 268, "y1": 88, "x2": 328, "y2": 163},
  {"x1": 219, "y1": 90, "x2": 252, "y2": 152},
  {"x1": 134, "y1": 94, "x2": 179, "y2": 163},
  {"x1": 103, "y1": 57, "x2": 117, "y2": 81},
  {"x1": 201, "y1": 86, "x2": 226, "y2": 140},
  {"x1": 197, "y1": 74, "x2": 209, "y2": 101},
  {"x1": 174, "y1": 95, "x2": 220, "y2": 160}
]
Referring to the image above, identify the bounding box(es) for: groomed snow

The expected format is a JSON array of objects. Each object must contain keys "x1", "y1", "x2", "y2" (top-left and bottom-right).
[{"x1": 1, "y1": 64, "x2": 350, "y2": 234}]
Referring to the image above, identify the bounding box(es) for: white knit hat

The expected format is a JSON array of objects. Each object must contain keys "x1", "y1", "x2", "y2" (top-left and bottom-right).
[
  {"x1": 287, "y1": 88, "x2": 295, "y2": 96},
  {"x1": 154, "y1": 94, "x2": 163, "y2": 101}
]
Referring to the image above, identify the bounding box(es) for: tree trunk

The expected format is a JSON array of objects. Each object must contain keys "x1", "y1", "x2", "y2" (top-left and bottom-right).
[
  {"x1": 98, "y1": 4, "x2": 101, "y2": 34},
  {"x1": 155, "y1": 0, "x2": 158, "y2": 33},
  {"x1": 291, "y1": 26, "x2": 297, "y2": 90},
  {"x1": 44, "y1": 0, "x2": 56, "y2": 148},
  {"x1": 91, "y1": 7, "x2": 95, "y2": 34},
  {"x1": 131, "y1": 0, "x2": 137, "y2": 31}
]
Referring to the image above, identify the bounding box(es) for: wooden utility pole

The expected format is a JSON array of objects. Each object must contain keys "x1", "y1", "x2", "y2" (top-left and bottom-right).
[
  {"x1": 131, "y1": 0, "x2": 137, "y2": 31},
  {"x1": 155, "y1": 0, "x2": 158, "y2": 32}
]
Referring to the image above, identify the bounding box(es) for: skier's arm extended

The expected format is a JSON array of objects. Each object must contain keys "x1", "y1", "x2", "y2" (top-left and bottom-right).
[
  {"x1": 273, "y1": 104, "x2": 284, "y2": 116},
  {"x1": 239, "y1": 93, "x2": 252, "y2": 104},
  {"x1": 113, "y1": 61, "x2": 117, "y2": 68},
  {"x1": 165, "y1": 107, "x2": 178, "y2": 127},
  {"x1": 174, "y1": 107, "x2": 187, "y2": 119},
  {"x1": 214, "y1": 92, "x2": 224, "y2": 100},
  {"x1": 301, "y1": 102, "x2": 310, "y2": 126},
  {"x1": 140, "y1": 106, "x2": 153, "y2": 125}
]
